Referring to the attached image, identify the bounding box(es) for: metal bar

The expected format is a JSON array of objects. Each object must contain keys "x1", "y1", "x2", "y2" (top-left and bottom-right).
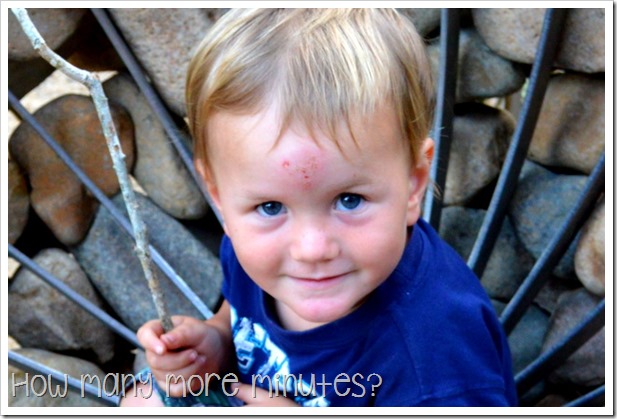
[
  {"x1": 8, "y1": 350, "x2": 120, "y2": 406},
  {"x1": 90, "y1": 8, "x2": 223, "y2": 226},
  {"x1": 515, "y1": 300, "x2": 604, "y2": 395},
  {"x1": 422, "y1": 8, "x2": 459, "y2": 231},
  {"x1": 9, "y1": 244, "x2": 141, "y2": 349},
  {"x1": 467, "y1": 9, "x2": 567, "y2": 278},
  {"x1": 500, "y1": 154, "x2": 604, "y2": 334},
  {"x1": 564, "y1": 385, "x2": 605, "y2": 407},
  {"x1": 8, "y1": 90, "x2": 213, "y2": 320}
]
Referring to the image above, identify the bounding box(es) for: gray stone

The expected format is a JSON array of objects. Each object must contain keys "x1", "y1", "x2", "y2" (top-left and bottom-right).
[
  {"x1": 509, "y1": 305, "x2": 550, "y2": 376},
  {"x1": 66, "y1": 14, "x2": 125, "y2": 72},
  {"x1": 109, "y1": 9, "x2": 227, "y2": 117},
  {"x1": 533, "y1": 275, "x2": 580, "y2": 315},
  {"x1": 8, "y1": 9, "x2": 86, "y2": 61},
  {"x1": 508, "y1": 160, "x2": 587, "y2": 279},
  {"x1": 8, "y1": 58, "x2": 56, "y2": 99},
  {"x1": 493, "y1": 301, "x2": 550, "y2": 375},
  {"x1": 72, "y1": 192, "x2": 222, "y2": 332},
  {"x1": 8, "y1": 348, "x2": 110, "y2": 407},
  {"x1": 574, "y1": 199, "x2": 605, "y2": 296},
  {"x1": 529, "y1": 73, "x2": 604, "y2": 175},
  {"x1": 440, "y1": 207, "x2": 533, "y2": 300},
  {"x1": 9, "y1": 11, "x2": 121, "y2": 98},
  {"x1": 8, "y1": 159, "x2": 29, "y2": 245},
  {"x1": 103, "y1": 73, "x2": 208, "y2": 220},
  {"x1": 9, "y1": 336, "x2": 21, "y2": 350},
  {"x1": 398, "y1": 9, "x2": 441, "y2": 37},
  {"x1": 472, "y1": 8, "x2": 605, "y2": 73},
  {"x1": 541, "y1": 288, "x2": 604, "y2": 387},
  {"x1": 428, "y1": 28, "x2": 526, "y2": 103},
  {"x1": 8, "y1": 248, "x2": 116, "y2": 364},
  {"x1": 444, "y1": 103, "x2": 515, "y2": 205},
  {"x1": 8, "y1": 94, "x2": 135, "y2": 246}
]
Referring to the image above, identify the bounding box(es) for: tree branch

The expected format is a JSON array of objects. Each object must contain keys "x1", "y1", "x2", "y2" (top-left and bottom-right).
[{"x1": 11, "y1": 8, "x2": 174, "y2": 332}]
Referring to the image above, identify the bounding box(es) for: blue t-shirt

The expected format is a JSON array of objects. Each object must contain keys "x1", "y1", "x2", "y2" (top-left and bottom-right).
[{"x1": 221, "y1": 219, "x2": 518, "y2": 406}]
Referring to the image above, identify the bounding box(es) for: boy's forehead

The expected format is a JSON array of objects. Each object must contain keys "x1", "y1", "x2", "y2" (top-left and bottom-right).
[
  {"x1": 207, "y1": 102, "x2": 405, "y2": 155},
  {"x1": 204, "y1": 105, "x2": 414, "y2": 193}
]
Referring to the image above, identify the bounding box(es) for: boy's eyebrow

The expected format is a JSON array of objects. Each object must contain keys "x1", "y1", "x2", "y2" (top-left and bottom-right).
[{"x1": 241, "y1": 174, "x2": 376, "y2": 200}]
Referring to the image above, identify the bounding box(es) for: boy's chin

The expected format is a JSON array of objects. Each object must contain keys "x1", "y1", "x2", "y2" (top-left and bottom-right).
[{"x1": 282, "y1": 301, "x2": 360, "y2": 331}]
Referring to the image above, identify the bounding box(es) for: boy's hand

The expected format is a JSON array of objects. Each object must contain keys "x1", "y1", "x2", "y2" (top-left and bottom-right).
[
  {"x1": 231, "y1": 383, "x2": 300, "y2": 407},
  {"x1": 137, "y1": 315, "x2": 229, "y2": 397}
]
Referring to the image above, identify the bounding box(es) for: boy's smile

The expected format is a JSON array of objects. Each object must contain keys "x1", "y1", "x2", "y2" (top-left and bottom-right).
[{"x1": 198, "y1": 103, "x2": 432, "y2": 332}]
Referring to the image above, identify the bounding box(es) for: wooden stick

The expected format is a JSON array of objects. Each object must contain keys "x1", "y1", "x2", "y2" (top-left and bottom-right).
[{"x1": 11, "y1": 8, "x2": 174, "y2": 332}]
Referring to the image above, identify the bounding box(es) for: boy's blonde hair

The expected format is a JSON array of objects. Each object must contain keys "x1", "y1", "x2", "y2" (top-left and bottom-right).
[{"x1": 186, "y1": 8, "x2": 434, "y2": 170}]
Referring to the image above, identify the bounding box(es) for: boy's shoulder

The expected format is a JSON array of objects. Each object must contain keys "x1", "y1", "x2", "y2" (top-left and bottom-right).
[
  {"x1": 382, "y1": 219, "x2": 501, "y2": 343},
  {"x1": 386, "y1": 218, "x2": 489, "y2": 304},
  {"x1": 372, "y1": 219, "x2": 517, "y2": 405}
]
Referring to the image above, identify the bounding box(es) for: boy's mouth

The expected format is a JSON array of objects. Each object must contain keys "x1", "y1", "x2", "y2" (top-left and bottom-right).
[
  {"x1": 299, "y1": 275, "x2": 343, "y2": 281},
  {"x1": 288, "y1": 272, "x2": 350, "y2": 284}
]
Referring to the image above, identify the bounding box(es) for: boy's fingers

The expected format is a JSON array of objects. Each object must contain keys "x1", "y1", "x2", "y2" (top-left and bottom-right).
[
  {"x1": 146, "y1": 347, "x2": 204, "y2": 372},
  {"x1": 160, "y1": 319, "x2": 209, "y2": 351},
  {"x1": 136, "y1": 320, "x2": 167, "y2": 355},
  {"x1": 136, "y1": 316, "x2": 196, "y2": 354},
  {"x1": 149, "y1": 353, "x2": 208, "y2": 398}
]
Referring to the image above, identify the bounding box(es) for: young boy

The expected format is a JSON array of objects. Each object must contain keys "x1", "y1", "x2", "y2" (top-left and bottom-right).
[{"x1": 121, "y1": 8, "x2": 517, "y2": 407}]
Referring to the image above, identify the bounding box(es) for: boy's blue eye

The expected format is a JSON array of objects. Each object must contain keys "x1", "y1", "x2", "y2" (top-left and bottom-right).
[
  {"x1": 335, "y1": 193, "x2": 364, "y2": 211},
  {"x1": 257, "y1": 201, "x2": 285, "y2": 217}
]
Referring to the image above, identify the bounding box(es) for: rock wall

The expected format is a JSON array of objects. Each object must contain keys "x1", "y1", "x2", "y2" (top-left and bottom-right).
[{"x1": 7, "y1": 8, "x2": 605, "y2": 407}]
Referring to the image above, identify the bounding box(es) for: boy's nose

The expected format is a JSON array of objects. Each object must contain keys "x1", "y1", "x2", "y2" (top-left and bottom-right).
[{"x1": 290, "y1": 223, "x2": 340, "y2": 263}]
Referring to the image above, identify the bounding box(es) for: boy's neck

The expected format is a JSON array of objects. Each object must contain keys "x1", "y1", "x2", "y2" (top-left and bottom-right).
[
  {"x1": 274, "y1": 300, "x2": 324, "y2": 332},
  {"x1": 273, "y1": 295, "x2": 372, "y2": 332}
]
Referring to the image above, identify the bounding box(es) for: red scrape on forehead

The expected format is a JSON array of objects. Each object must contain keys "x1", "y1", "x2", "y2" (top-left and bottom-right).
[{"x1": 280, "y1": 155, "x2": 321, "y2": 190}]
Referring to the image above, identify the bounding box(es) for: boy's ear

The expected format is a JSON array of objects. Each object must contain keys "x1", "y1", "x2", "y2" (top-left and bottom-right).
[
  {"x1": 194, "y1": 158, "x2": 223, "y2": 215},
  {"x1": 407, "y1": 138, "x2": 434, "y2": 226}
]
